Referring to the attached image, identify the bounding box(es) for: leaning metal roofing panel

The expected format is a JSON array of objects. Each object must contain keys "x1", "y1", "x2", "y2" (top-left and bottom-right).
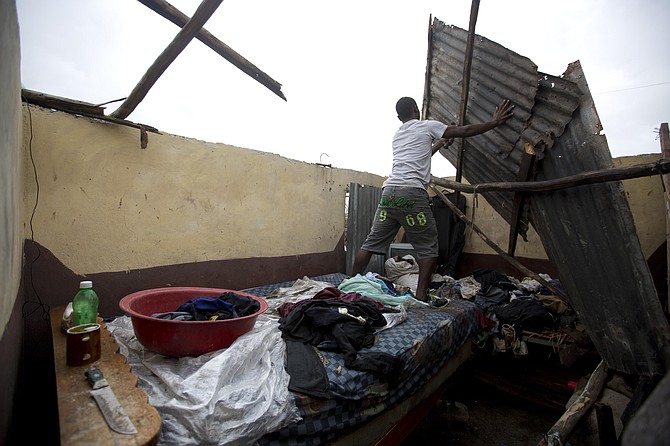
[
  {"x1": 424, "y1": 18, "x2": 670, "y2": 375},
  {"x1": 531, "y1": 61, "x2": 670, "y2": 375},
  {"x1": 425, "y1": 19, "x2": 582, "y2": 238}
]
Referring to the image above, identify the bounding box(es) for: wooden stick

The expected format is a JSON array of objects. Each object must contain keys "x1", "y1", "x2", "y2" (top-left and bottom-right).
[
  {"x1": 660, "y1": 123, "x2": 670, "y2": 314},
  {"x1": 454, "y1": 0, "x2": 481, "y2": 184},
  {"x1": 111, "y1": 0, "x2": 224, "y2": 119},
  {"x1": 431, "y1": 158, "x2": 670, "y2": 194},
  {"x1": 508, "y1": 143, "x2": 536, "y2": 256},
  {"x1": 136, "y1": 0, "x2": 285, "y2": 101},
  {"x1": 429, "y1": 185, "x2": 568, "y2": 300},
  {"x1": 538, "y1": 360, "x2": 608, "y2": 446}
]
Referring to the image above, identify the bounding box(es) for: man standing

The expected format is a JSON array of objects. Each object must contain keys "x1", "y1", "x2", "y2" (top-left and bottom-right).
[{"x1": 352, "y1": 97, "x2": 514, "y2": 301}]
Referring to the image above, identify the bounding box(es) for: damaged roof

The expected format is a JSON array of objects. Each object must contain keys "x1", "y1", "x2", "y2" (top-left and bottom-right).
[{"x1": 425, "y1": 18, "x2": 670, "y2": 376}]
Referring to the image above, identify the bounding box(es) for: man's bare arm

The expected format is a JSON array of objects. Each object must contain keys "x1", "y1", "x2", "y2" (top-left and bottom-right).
[{"x1": 441, "y1": 99, "x2": 514, "y2": 140}]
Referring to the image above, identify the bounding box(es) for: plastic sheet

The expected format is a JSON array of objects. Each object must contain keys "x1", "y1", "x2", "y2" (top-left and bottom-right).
[{"x1": 107, "y1": 314, "x2": 301, "y2": 445}]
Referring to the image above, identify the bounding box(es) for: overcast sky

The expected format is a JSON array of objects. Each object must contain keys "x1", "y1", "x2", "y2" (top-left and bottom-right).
[{"x1": 16, "y1": 0, "x2": 670, "y2": 177}]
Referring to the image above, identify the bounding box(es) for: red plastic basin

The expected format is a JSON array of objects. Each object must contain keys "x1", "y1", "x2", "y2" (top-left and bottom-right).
[{"x1": 119, "y1": 287, "x2": 268, "y2": 358}]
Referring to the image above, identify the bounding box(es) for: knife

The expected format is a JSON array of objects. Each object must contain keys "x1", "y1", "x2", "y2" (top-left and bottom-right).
[{"x1": 84, "y1": 367, "x2": 138, "y2": 435}]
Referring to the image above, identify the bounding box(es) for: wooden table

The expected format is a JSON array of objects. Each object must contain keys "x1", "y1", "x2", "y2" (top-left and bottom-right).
[{"x1": 50, "y1": 306, "x2": 161, "y2": 445}]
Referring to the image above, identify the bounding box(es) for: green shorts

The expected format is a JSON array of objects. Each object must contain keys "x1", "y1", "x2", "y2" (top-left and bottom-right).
[{"x1": 361, "y1": 186, "x2": 438, "y2": 259}]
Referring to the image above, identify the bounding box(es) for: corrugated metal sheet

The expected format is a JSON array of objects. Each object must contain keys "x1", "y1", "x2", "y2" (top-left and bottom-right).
[
  {"x1": 345, "y1": 183, "x2": 386, "y2": 276},
  {"x1": 425, "y1": 19, "x2": 670, "y2": 375},
  {"x1": 426, "y1": 20, "x2": 582, "y2": 238},
  {"x1": 531, "y1": 61, "x2": 670, "y2": 375}
]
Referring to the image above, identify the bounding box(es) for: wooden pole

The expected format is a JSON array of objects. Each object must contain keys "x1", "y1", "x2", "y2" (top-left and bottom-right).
[
  {"x1": 136, "y1": 0, "x2": 285, "y2": 101},
  {"x1": 431, "y1": 158, "x2": 670, "y2": 194},
  {"x1": 538, "y1": 360, "x2": 608, "y2": 446},
  {"x1": 508, "y1": 143, "x2": 536, "y2": 256},
  {"x1": 660, "y1": 122, "x2": 670, "y2": 314},
  {"x1": 111, "y1": 0, "x2": 224, "y2": 120},
  {"x1": 429, "y1": 184, "x2": 567, "y2": 300},
  {"x1": 454, "y1": 0, "x2": 480, "y2": 184}
]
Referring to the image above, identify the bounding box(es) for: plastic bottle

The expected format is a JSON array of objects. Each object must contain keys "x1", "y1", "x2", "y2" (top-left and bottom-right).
[{"x1": 71, "y1": 280, "x2": 99, "y2": 326}]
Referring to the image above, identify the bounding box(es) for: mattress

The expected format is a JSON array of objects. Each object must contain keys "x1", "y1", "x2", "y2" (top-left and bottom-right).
[
  {"x1": 243, "y1": 274, "x2": 481, "y2": 446},
  {"x1": 108, "y1": 273, "x2": 482, "y2": 446}
]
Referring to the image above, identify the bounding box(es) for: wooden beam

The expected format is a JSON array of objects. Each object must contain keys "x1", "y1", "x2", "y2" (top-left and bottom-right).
[
  {"x1": 110, "y1": 0, "x2": 224, "y2": 120},
  {"x1": 507, "y1": 143, "x2": 536, "y2": 256},
  {"x1": 21, "y1": 89, "x2": 106, "y2": 116},
  {"x1": 538, "y1": 360, "x2": 609, "y2": 446},
  {"x1": 136, "y1": 0, "x2": 285, "y2": 101},
  {"x1": 429, "y1": 184, "x2": 567, "y2": 300},
  {"x1": 431, "y1": 158, "x2": 670, "y2": 194},
  {"x1": 660, "y1": 122, "x2": 670, "y2": 314},
  {"x1": 22, "y1": 90, "x2": 160, "y2": 149},
  {"x1": 454, "y1": 0, "x2": 480, "y2": 184}
]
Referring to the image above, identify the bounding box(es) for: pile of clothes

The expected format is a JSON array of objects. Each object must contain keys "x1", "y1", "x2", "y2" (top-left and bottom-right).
[{"x1": 432, "y1": 268, "x2": 578, "y2": 357}]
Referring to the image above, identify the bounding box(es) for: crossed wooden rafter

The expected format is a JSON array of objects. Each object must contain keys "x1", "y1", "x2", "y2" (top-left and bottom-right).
[{"x1": 110, "y1": 0, "x2": 285, "y2": 121}]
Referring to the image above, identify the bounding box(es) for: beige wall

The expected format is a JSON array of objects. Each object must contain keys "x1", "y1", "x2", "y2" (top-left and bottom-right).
[
  {"x1": 457, "y1": 192, "x2": 548, "y2": 259},
  {"x1": 21, "y1": 106, "x2": 384, "y2": 275},
  {"x1": 614, "y1": 153, "x2": 665, "y2": 259},
  {"x1": 21, "y1": 105, "x2": 664, "y2": 278}
]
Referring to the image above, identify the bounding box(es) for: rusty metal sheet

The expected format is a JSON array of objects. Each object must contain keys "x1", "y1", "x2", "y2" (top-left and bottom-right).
[
  {"x1": 424, "y1": 19, "x2": 670, "y2": 375},
  {"x1": 426, "y1": 19, "x2": 582, "y2": 238},
  {"x1": 531, "y1": 61, "x2": 670, "y2": 375},
  {"x1": 345, "y1": 183, "x2": 386, "y2": 276}
]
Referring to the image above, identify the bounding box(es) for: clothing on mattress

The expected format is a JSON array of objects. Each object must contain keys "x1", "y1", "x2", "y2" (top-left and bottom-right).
[
  {"x1": 279, "y1": 287, "x2": 405, "y2": 398},
  {"x1": 106, "y1": 273, "x2": 482, "y2": 446}
]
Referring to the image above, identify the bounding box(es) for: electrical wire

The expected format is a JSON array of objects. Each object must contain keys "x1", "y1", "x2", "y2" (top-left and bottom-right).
[
  {"x1": 594, "y1": 81, "x2": 670, "y2": 95},
  {"x1": 21, "y1": 100, "x2": 50, "y2": 321}
]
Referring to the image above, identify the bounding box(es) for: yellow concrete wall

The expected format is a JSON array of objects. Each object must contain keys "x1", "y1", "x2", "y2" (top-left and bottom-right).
[
  {"x1": 614, "y1": 153, "x2": 665, "y2": 259},
  {"x1": 21, "y1": 105, "x2": 384, "y2": 275},
  {"x1": 457, "y1": 192, "x2": 548, "y2": 259},
  {"x1": 21, "y1": 104, "x2": 663, "y2": 278}
]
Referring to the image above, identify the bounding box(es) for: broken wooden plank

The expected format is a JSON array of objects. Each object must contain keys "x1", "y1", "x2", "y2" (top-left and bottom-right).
[
  {"x1": 111, "y1": 0, "x2": 224, "y2": 119},
  {"x1": 136, "y1": 0, "x2": 285, "y2": 101},
  {"x1": 21, "y1": 89, "x2": 105, "y2": 116},
  {"x1": 22, "y1": 89, "x2": 158, "y2": 132},
  {"x1": 507, "y1": 143, "x2": 536, "y2": 256},
  {"x1": 538, "y1": 360, "x2": 608, "y2": 446}
]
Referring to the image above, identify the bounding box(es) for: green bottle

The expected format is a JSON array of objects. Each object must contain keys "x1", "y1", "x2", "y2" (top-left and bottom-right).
[{"x1": 71, "y1": 280, "x2": 99, "y2": 326}]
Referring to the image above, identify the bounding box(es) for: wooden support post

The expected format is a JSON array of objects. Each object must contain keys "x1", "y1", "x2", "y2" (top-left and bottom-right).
[
  {"x1": 538, "y1": 360, "x2": 608, "y2": 446},
  {"x1": 660, "y1": 122, "x2": 670, "y2": 314},
  {"x1": 450, "y1": 0, "x2": 480, "y2": 213},
  {"x1": 454, "y1": 0, "x2": 480, "y2": 184},
  {"x1": 508, "y1": 143, "x2": 536, "y2": 256}
]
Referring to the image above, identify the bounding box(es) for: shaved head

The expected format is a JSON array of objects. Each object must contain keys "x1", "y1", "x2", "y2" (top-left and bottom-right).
[{"x1": 396, "y1": 97, "x2": 419, "y2": 121}]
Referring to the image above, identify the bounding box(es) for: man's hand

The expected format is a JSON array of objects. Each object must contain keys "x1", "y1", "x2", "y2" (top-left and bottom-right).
[
  {"x1": 493, "y1": 99, "x2": 514, "y2": 125},
  {"x1": 441, "y1": 101, "x2": 515, "y2": 140}
]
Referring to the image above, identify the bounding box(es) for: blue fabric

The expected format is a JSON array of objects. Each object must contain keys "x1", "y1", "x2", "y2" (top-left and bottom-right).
[{"x1": 176, "y1": 292, "x2": 260, "y2": 320}]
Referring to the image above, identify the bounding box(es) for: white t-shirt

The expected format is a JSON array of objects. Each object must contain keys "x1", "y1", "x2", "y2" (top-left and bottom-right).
[{"x1": 383, "y1": 119, "x2": 448, "y2": 189}]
